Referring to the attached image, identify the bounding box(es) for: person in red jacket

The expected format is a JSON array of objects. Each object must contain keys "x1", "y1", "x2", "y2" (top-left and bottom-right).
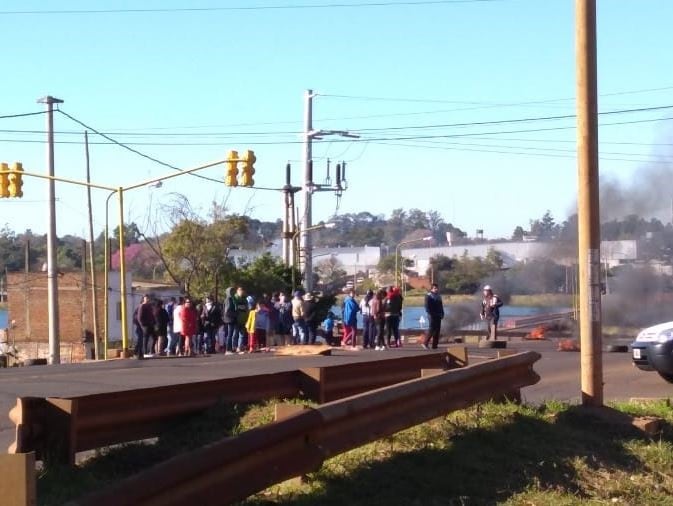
[{"x1": 180, "y1": 298, "x2": 199, "y2": 356}]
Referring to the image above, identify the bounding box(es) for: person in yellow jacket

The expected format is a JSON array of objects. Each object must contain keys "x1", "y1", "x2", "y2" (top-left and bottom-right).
[{"x1": 245, "y1": 299, "x2": 271, "y2": 352}]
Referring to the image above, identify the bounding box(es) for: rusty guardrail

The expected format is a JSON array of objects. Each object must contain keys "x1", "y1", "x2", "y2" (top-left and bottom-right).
[
  {"x1": 9, "y1": 349, "x2": 459, "y2": 464},
  {"x1": 69, "y1": 351, "x2": 540, "y2": 506}
]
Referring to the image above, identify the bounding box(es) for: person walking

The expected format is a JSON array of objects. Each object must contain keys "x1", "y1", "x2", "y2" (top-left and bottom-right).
[
  {"x1": 480, "y1": 285, "x2": 503, "y2": 341},
  {"x1": 341, "y1": 289, "x2": 359, "y2": 347},
  {"x1": 360, "y1": 290, "x2": 375, "y2": 349},
  {"x1": 153, "y1": 299, "x2": 169, "y2": 356},
  {"x1": 422, "y1": 283, "x2": 445, "y2": 350},
  {"x1": 201, "y1": 295, "x2": 221, "y2": 354},
  {"x1": 372, "y1": 289, "x2": 386, "y2": 350},
  {"x1": 222, "y1": 287, "x2": 238, "y2": 355},
  {"x1": 180, "y1": 297, "x2": 199, "y2": 356},
  {"x1": 136, "y1": 294, "x2": 155, "y2": 359},
  {"x1": 384, "y1": 286, "x2": 403, "y2": 348}
]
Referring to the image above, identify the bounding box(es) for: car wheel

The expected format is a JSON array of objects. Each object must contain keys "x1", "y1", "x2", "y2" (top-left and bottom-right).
[
  {"x1": 606, "y1": 344, "x2": 628, "y2": 353},
  {"x1": 657, "y1": 371, "x2": 673, "y2": 384}
]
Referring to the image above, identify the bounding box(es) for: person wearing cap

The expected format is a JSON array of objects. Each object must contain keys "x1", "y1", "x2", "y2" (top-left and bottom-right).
[{"x1": 480, "y1": 285, "x2": 503, "y2": 340}]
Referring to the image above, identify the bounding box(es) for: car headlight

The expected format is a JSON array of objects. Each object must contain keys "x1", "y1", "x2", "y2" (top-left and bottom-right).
[{"x1": 656, "y1": 330, "x2": 673, "y2": 343}]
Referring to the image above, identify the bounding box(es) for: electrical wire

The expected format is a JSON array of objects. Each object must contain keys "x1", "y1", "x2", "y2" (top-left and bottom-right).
[
  {"x1": 5, "y1": 112, "x2": 672, "y2": 147},
  {"x1": 2, "y1": 103, "x2": 670, "y2": 141},
  {"x1": 56, "y1": 109, "x2": 224, "y2": 184},
  {"x1": 370, "y1": 140, "x2": 673, "y2": 164},
  {"x1": 0, "y1": 0, "x2": 504, "y2": 16},
  {"x1": 0, "y1": 111, "x2": 47, "y2": 120}
]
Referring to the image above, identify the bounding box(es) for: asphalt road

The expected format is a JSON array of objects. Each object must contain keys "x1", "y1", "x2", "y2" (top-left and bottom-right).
[{"x1": 0, "y1": 340, "x2": 670, "y2": 453}]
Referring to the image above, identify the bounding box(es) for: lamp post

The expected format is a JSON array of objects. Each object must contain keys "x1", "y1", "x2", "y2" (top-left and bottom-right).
[
  {"x1": 395, "y1": 236, "x2": 433, "y2": 288},
  {"x1": 292, "y1": 221, "x2": 336, "y2": 291}
]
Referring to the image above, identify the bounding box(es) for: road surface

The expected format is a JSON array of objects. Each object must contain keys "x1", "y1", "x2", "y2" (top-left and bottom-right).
[{"x1": 0, "y1": 340, "x2": 669, "y2": 453}]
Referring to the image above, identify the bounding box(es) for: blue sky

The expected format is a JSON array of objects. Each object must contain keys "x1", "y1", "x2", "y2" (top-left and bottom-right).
[{"x1": 2, "y1": 0, "x2": 673, "y2": 241}]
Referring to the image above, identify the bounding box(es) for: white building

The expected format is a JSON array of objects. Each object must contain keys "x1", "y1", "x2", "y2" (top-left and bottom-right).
[
  {"x1": 312, "y1": 246, "x2": 382, "y2": 275},
  {"x1": 403, "y1": 240, "x2": 640, "y2": 274}
]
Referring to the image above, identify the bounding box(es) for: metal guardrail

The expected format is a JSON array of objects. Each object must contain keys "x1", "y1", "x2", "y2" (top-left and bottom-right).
[
  {"x1": 69, "y1": 351, "x2": 540, "y2": 506},
  {"x1": 8, "y1": 350, "x2": 459, "y2": 464}
]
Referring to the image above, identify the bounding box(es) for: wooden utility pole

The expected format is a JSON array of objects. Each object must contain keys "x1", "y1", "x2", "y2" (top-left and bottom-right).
[{"x1": 576, "y1": 0, "x2": 603, "y2": 406}]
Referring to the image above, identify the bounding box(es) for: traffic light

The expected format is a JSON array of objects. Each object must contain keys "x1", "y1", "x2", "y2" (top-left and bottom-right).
[
  {"x1": 225, "y1": 150, "x2": 239, "y2": 187},
  {"x1": 0, "y1": 163, "x2": 9, "y2": 198},
  {"x1": 239, "y1": 150, "x2": 256, "y2": 187},
  {"x1": 8, "y1": 162, "x2": 23, "y2": 198}
]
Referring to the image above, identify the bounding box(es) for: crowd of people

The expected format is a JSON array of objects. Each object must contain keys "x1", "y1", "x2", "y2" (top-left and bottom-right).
[{"x1": 131, "y1": 283, "x2": 503, "y2": 359}]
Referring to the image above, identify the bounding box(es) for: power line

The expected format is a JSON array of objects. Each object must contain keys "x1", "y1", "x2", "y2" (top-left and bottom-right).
[
  {"x1": 350, "y1": 104, "x2": 673, "y2": 133},
  {"x1": 56, "y1": 109, "x2": 224, "y2": 184},
  {"x1": 4, "y1": 103, "x2": 672, "y2": 140},
  {"x1": 0, "y1": 111, "x2": 47, "y2": 120},
  {"x1": 371, "y1": 140, "x2": 673, "y2": 164},
  {"x1": 321, "y1": 85, "x2": 673, "y2": 104},
  {"x1": 0, "y1": 0, "x2": 504, "y2": 16}
]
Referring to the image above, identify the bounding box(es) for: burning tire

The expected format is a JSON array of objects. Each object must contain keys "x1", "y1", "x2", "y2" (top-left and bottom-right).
[{"x1": 606, "y1": 344, "x2": 628, "y2": 353}]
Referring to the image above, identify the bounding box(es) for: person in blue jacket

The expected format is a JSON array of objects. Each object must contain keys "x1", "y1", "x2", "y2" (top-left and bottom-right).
[{"x1": 341, "y1": 289, "x2": 360, "y2": 347}]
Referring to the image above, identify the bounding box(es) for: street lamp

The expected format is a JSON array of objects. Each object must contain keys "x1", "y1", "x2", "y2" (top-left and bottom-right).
[
  {"x1": 292, "y1": 221, "x2": 336, "y2": 291},
  {"x1": 395, "y1": 236, "x2": 433, "y2": 288}
]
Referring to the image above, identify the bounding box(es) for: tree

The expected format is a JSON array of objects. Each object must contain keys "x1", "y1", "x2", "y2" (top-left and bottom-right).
[
  {"x1": 530, "y1": 210, "x2": 558, "y2": 240},
  {"x1": 234, "y1": 253, "x2": 295, "y2": 297},
  {"x1": 511, "y1": 226, "x2": 525, "y2": 241},
  {"x1": 315, "y1": 256, "x2": 347, "y2": 285},
  {"x1": 0, "y1": 226, "x2": 23, "y2": 272}
]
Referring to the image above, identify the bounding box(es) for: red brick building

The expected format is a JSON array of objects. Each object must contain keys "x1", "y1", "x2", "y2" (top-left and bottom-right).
[{"x1": 6, "y1": 272, "x2": 105, "y2": 361}]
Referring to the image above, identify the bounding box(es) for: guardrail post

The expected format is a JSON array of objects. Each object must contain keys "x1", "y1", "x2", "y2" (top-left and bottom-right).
[
  {"x1": 447, "y1": 346, "x2": 468, "y2": 368},
  {"x1": 0, "y1": 452, "x2": 36, "y2": 506}
]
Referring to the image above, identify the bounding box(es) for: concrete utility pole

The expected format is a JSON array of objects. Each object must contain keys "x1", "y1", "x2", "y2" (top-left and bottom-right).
[
  {"x1": 298, "y1": 90, "x2": 358, "y2": 291},
  {"x1": 38, "y1": 95, "x2": 63, "y2": 365},
  {"x1": 300, "y1": 89, "x2": 315, "y2": 291},
  {"x1": 576, "y1": 0, "x2": 603, "y2": 406}
]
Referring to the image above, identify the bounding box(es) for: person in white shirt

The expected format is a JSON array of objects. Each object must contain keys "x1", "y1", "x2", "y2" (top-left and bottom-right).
[{"x1": 171, "y1": 297, "x2": 184, "y2": 356}]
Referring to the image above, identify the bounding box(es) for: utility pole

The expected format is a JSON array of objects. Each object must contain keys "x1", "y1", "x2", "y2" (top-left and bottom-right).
[
  {"x1": 298, "y1": 90, "x2": 358, "y2": 291},
  {"x1": 576, "y1": 0, "x2": 603, "y2": 406},
  {"x1": 282, "y1": 163, "x2": 300, "y2": 267},
  {"x1": 38, "y1": 95, "x2": 63, "y2": 365},
  {"x1": 84, "y1": 132, "x2": 100, "y2": 359},
  {"x1": 300, "y1": 89, "x2": 315, "y2": 291}
]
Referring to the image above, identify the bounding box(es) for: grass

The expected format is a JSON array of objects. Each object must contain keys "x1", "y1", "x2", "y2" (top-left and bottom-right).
[
  {"x1": 243, "y1": 400, "x2": 673, "y2": 506},
  {"x1": 37, "y1": 400, "x2": 673, "y2": 506}
]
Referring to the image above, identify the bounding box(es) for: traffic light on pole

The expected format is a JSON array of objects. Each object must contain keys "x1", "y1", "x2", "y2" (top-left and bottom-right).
[
  {"x1": 8, "y1": 162, "x2": 23, "y2": 198},
  {"x1": 0, "y1": 163, "x2": 9, "y2": 198},
  {"x1": 224, "y1": 150, "x2": 239, "y2": 187},
  {"x1": 239, "y1": 150, "x2": 256, "y2": 187}
]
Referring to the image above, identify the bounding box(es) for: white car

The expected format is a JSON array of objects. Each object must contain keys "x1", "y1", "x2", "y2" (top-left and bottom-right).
[{"x1": 631, "y1": 321, "x2": 673, "y2": 383}]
